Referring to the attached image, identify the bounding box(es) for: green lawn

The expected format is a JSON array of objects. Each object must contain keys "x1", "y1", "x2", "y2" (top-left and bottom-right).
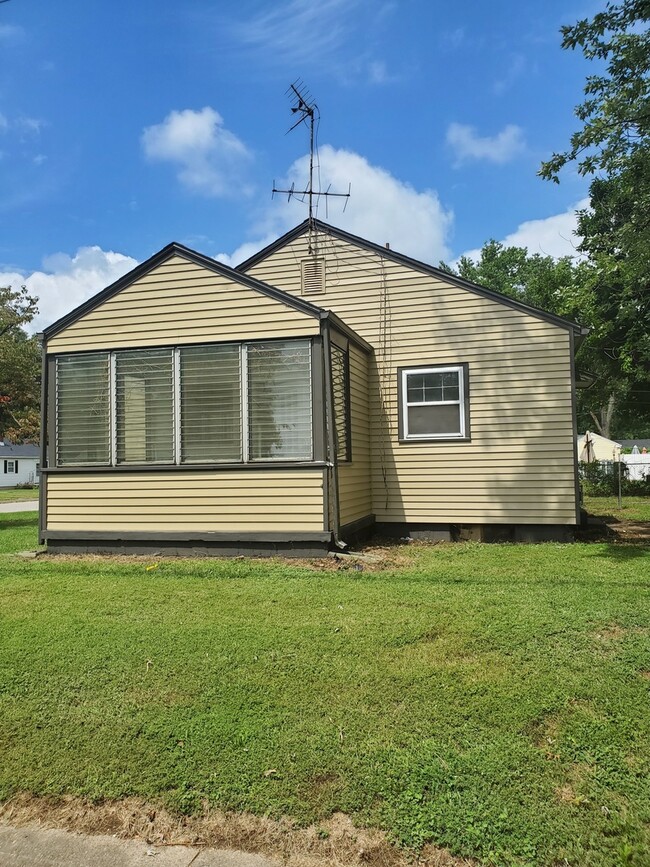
[
  {"x1": 583, "y1": 495, "x2": 650, "y2": 523},
  {"x1": 1, "y1": 514, "x2": 650, "y2": 866},
  {"x1": 0, "y1": 487, "x2": 39, "y2": 503}
]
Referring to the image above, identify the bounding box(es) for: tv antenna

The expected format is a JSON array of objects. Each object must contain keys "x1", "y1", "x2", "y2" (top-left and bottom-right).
[{"x1": 272, "y1": 81, "x2": 350, "y2": 251}]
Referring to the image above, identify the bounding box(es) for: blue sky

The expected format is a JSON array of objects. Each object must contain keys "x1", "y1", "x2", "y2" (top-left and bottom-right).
[{"x1": 0, "y1": 0, "x2": 597, "y2": 331}]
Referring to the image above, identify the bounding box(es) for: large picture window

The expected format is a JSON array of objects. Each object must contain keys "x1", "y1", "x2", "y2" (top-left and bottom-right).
[
  {"x1": 400, "y1": 364, "x2": 469, "y2": 441},
  {"x1": 55, "y1": 340, "x2": 314, "y2": 467}
]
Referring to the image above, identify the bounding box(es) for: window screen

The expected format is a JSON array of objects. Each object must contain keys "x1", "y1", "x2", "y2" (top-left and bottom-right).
[
  {"x1": 180, "y1": 344, "x2": 242, "y2": 463},
  {"x1": 115, "y1": 349, "x2": 174, "y2": 463},
  {"x1": 56, "y1": 353, "x2": 111, "y2": 465},
  {"x1": 331, "y1": 343, "x2": 350, "y2": 461},
  {"x1": 247, "y1": 341, "x2": 312, "y2": 460}
]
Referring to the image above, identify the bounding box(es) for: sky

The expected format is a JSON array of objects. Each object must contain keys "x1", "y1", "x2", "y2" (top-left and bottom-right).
[{"x1": 0, "y1": 0, "x2": 599, "y2": 333}]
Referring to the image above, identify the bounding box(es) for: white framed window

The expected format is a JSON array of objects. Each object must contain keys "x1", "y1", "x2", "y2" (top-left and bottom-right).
[
  {"x1": 4, "y1": 460, "x2": 17, "y2": 474},
  {"x1": 400, "y1": 364, "x2": 469, "y2": 441}
]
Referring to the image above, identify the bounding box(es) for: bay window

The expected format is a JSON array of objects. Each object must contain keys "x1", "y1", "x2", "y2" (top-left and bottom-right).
[{"x1": 55, "y1": 340, "x2": 314, "y2": 467}]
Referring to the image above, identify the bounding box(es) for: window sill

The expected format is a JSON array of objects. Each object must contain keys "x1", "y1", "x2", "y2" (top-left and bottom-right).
[
  {"x1": 42, "y1": 461, "x2": 329, "y2": 474},
  {"x1": 398, "y1": 435, "x2": 471, "y2": 444}
]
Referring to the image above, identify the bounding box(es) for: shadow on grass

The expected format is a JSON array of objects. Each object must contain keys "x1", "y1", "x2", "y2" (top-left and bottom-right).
[
  {"x1": 0, "y1": 515, "x2": 39, "y2": 529},
  {"x1": 590, "y1": 542, "x2": 650, "y2": 562}
]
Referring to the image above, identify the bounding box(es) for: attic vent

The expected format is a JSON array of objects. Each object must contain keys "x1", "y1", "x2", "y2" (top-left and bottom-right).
[{"x1": 301, "y1": 257, "x2": 326, "y2": 294}]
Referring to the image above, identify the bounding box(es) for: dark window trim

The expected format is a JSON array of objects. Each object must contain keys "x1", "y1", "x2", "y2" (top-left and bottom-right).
[
  {"x1": 330, "y1": 341, "x2": 352, "y2": 462},
  {"x1": 49, "y1": 338, "x2": 324, "y2": 470},
  {"x1": 397, "y1": 362, "x2": 471, "y2": 444},
  {"x1": 41, "y1": 461, "x2": 329, "y2": 475}
]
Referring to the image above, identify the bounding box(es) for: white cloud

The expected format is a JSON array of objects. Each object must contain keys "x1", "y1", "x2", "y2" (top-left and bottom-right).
[
  {"x1": 459, "y1": 198, "x2": 589, "y2": 263},
  {"x1": 493, "y1": 54, "x2": 526, "y2": 95},
  {"x1": 446, "y1": 122, "x2": 525, "y2": 166},
  {"x1": 0, "y1": 247, "x2": 138, "y2": 334},
  {"x1": 232, "y1": 0, "x2": 359, "y2": 65},
  {"x1": 0, "y1": 24, "x2": 24, "y2": 44},
  {"x1": 141, "y1": 107, "x2": 252, "y2": 198},
  {"x1": 219, "y1": 144, "x2": 453, "y2": 266}
]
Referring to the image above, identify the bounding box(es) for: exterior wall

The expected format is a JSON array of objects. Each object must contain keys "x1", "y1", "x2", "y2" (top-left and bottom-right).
[
  {"x1": 45, "y1": 470, "x2": 325, "y2": 533},
  {"x1": 47, "y1": 255, "x2": 319, "y2": 353},
  {"x1": 244, "y1": 232, "x2": 578, "y2": 526},
  {"x1": 44, "y1": 253, "x2": 327, "y2": 541},
  {"x1": 0, "y1": 458, "x2": 39, "y2": 488},
  {"x1": 338, "y1": 343, "x2": 372, "y2": 527}
]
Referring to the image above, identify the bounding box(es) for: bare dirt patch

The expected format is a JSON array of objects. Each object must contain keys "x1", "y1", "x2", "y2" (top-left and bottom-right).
[
  {"x1": 606, "y1": 521, "x2": 650, "y2": 543},
  {"x1": 0, "y1": 794, "x2": 476, "y2": 867}
]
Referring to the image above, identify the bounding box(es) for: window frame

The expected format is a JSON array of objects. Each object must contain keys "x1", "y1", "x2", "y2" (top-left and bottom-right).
[
  {"x1": 4, "y1": 460, "x2": 17, "y2": 474},
  {"x1": 53, "y1": 338, "x2": 317, "y2": 469},
  {"x1": 330, "y1": 341, "x2": 352, "y2": 462},
  {"x1": 398, "y1": 363, "x2": 470, "y2": 443}
]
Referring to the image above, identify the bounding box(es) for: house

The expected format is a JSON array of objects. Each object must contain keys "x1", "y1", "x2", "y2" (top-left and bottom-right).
[
  {"x1": 38, "y1": 219, "x2": 587, "y2": 555},
  {"x1": 619, "y1": 439, "x2": 650, "y2": 452},
  {"x1": 577, "y1": 431, "x2": 622, "y2": 462},
  {"x1": 0, "y1": 443, "x2": 40, "y2": 488}
]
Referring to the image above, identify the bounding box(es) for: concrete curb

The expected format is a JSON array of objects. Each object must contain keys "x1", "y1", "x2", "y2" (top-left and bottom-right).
[
  {"x1": 0, "y1": 500, "x2": 39, "y2": 512},
  {"x1": 0, "y1": 823, "x2": 279, "y2": 867}
]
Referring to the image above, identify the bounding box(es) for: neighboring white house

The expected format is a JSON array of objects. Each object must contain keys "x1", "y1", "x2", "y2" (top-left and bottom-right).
[
  {"x1": 577, "y1": 431, "x2": 622, "y2": 462},
  {"x1": 0, "y1": 443, "x2": 40, "y2": 488}
]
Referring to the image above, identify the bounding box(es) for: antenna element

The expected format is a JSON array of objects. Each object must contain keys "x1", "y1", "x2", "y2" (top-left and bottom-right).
[{"x1": 272, "y1": 80, "x2": 350, "y2": 251}]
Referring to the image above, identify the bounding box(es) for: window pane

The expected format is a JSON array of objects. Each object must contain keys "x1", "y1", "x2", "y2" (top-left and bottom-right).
[
  {"x1": 331, "y1": 344, "x2": 350, "y2": 461},
  {"x1": 57, "y1": 353, "x2": 110, "y2": 465},
  {"x1": 408, "y1": 404, "x2": 461, "y2": 436},
  {"x1": 116, "y1": 349, "x2": 174, "y2": 463},
  {"x1": 407, "y1": 372, "x2": 444, "y2": 403},
  {"x1": 180, "y1": 345, "x2": 241, "y2": 462},
  {"x1": 248, "y1": 341, "x2": 312, "y2": 460}
]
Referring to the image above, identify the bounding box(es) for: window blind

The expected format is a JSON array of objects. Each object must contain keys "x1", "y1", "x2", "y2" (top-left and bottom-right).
[
  {"x1": 180, "y1": 344, "x2": 242, "y2": 462},
  {"x1": 247, "y1": 341, "x2": 312, "y2": 461},
  {"x1": 56, "y1": 353, "x2": 111, "y2": 465},
  {"x1": 115, "y1": 349, "x2": 174, "y2": 464},
  {"x1": 331, "y1": 344, "x2": 350, "y2": 461}
]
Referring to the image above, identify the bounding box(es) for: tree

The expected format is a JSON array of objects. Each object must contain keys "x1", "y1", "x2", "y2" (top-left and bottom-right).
[
  {"x1": 0, "y1": 286, "x2": 41, "y2": 443},
  {"x1": 539, "y1": 0, "x2": 650, "y2": 438}
]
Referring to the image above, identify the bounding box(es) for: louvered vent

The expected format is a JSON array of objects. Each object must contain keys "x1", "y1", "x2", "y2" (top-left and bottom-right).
[{"x1": 301, "y1": 257, "x2": 326, "y2": 294}]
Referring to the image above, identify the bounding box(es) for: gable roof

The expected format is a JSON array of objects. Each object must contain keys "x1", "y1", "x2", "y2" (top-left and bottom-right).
[
  {"x1": 237, "y1": 219, "x2": 588, "y2": 339},
  {"x1": 0, "y1": 443, "x2": 40, "y2": 458},
  {"x1": 39, "y1": 242, "x2": 324, "y2": 340},
  {"x1": 40, "y1": 240, "x2": 371, "y2": 353}
]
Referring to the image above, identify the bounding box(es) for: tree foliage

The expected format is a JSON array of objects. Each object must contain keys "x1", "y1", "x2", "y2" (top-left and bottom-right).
[
  {"x1": 539, "y1": 0, "x2": 650, "y2": 184},
  {"x1": 0, "y1": 286, "x2": 41, "y2": 443},
  {"x1": 533, "y1": 0, "x2": 650, "y2": 437}
]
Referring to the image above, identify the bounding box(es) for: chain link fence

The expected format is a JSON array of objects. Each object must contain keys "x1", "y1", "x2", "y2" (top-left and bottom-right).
[{"x1": 579, "y1": 459, "x2": 650, "y2": 504}]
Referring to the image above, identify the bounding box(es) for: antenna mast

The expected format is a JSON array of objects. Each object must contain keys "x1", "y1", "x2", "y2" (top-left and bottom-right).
[{"x1": 272, "y1": 80, "x2": 350, "y2": 252}]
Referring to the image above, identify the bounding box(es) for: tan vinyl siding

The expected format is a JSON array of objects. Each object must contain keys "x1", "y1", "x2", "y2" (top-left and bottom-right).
[
  {"x1": 47, "y1": 255, "x2": 319, "y2": 353},
  {"x1": 338, "y1": 344, "x2": 372, "y2": 526},
  {"x1": 245, "y1": 232, "x2": 578, "y2": 525},
  {"x1": 46, "y1": 471, "x2": 325, "y2": 533}
]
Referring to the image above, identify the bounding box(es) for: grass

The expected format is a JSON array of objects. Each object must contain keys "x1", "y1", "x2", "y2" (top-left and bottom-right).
[
  {"x1": 583, "y1": 495, "x2": 650, "y2": 523},
  {"x1": 1, "y1": 514, "x2": 650, "y2": 866},
  {"x1": 0, "y1": 511, "x2": 43, "y2": 553},
  {"x1": 0, "y1": 487, "x2": 39, "y2": 503}
]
